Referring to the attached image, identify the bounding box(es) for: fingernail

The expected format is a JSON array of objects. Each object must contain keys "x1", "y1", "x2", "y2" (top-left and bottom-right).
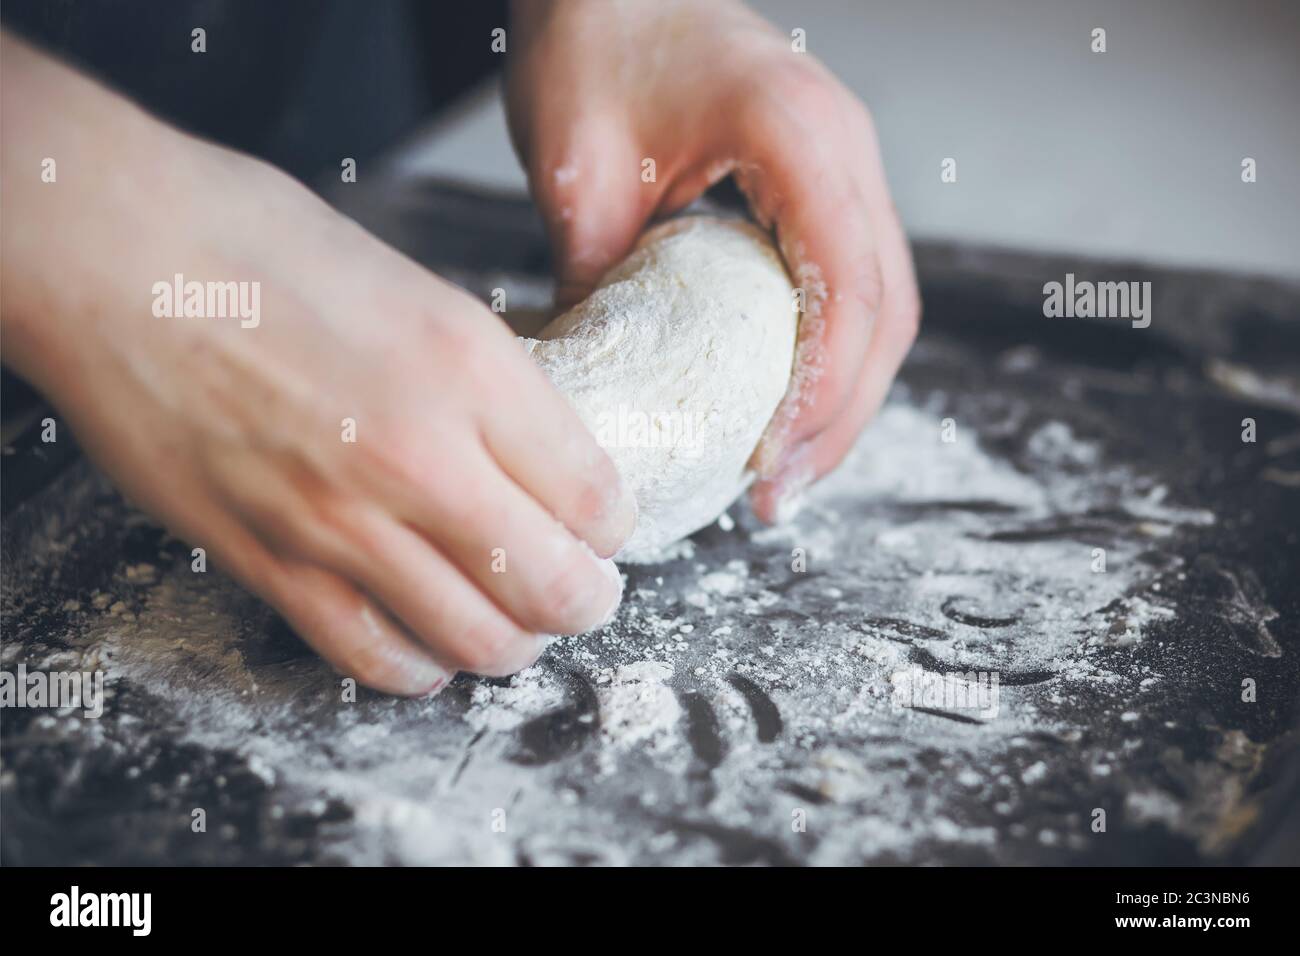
[
  {"x1": 752, "y1": 437, "x2": 786, "y2": 480},
  {"x1": 375, "y1": 655, "x2": 454, "y2": 697},
  {"x1": 614, "y1": 481, "x2": 639, "y2": 544},
  {"x1": 403, "y1": 655, "x2": 456, "y2": 695},
  {"x1": 419, "y1": 674, "x2": 452, "y2": 698},
  {"x1": 594, "y1": 557, "x2": 625, "y2": 628},
  {"x1": 593, "y1": 465, "x2": 638, "y2": 557},
  {"x1": 505, "y1": 634, "x2": 550, "y2": 674}
]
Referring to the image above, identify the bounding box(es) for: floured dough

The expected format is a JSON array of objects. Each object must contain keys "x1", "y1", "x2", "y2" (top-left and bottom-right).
[{"x1": 523, "y1": 216, "x2": 798, "y2": 561}]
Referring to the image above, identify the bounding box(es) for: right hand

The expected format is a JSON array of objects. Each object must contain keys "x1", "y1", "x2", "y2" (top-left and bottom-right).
[{"x1": 1, "y1": 34, "x2": 635, "y2": 694}]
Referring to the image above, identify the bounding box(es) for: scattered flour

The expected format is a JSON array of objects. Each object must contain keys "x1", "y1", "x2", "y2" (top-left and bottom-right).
[
  {"x1": 594, "y1": 661, "x2": 681, "y2": 750},
  {"x1": 4, "y1": 379, "x2": 1236, "y2": 864}
]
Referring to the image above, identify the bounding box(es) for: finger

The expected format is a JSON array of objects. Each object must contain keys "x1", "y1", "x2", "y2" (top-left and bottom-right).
[
  {"x1": 752, "y1": 194, "x2": 920, "y2": 523},
  {"x1": 317, "y1": 518, "x2": 549, "y2": 679},
  {"x1": 474, "y1": 336, "x2": 637, "y2": 558},
  {"x1": 723, "y1": 89, "x2": 884, "y2": 479},
  {"x1": 335, "y1": 323, "x2": 636, "y2": 559},
  {"x1": 268, "y1": 559, "x2": 458, "y2": 694},
  {"x1": 414, "y1": 444, "x2": 626, "y2": 637},
  {"x1": 209, "y1": 460, "x2": 555, "y2": 676},
  {"x1": 525, "y1": 120, "x2": 657, "y2": 307},
  {"x1": 172, "y1": 497, "x2": 454, "y2": 695},
  {"x1": 749, "y1": 285, "x2": 912, "y2": 524}
]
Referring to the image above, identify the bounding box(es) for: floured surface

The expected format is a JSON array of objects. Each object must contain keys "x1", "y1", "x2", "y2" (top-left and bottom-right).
[
  {"x1": 4, "y1": 183, "x2": 1298, "y2": 865},
  {"x1": 5, "y1": 348, "x2": 1295, "y2": 865}
]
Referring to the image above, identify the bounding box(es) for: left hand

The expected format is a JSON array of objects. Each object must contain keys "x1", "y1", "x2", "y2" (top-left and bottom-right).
[{"x1": 506, "y1": 0, "x2": 920, "y2": 520}]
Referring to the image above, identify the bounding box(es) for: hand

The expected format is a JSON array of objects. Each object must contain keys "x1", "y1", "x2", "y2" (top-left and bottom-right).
[
  {"x1": 1, "y1": 34, "x2": 635, "y2": 694},
  {"x1": 506, "y1": 0, "x2": 920, "y2": 520}
]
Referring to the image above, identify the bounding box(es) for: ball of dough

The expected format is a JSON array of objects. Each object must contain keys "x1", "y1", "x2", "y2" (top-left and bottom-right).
[{"x1": 523, "y1": 216, "x2": 798, "y2": 561}]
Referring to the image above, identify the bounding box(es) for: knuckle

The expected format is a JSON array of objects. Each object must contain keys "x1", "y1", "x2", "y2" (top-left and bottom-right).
[
  {"x1": 845, "y1": 95, "x2": 880, "y2": 144},
  {"x1": 383, "y1": 443, "x2": 457, "y2": 511},
  {"x1": 347, "y1": 418, "x2": 438, "y2": 499},
  {"x1": 247, "y1": 498, "x2": 308, "y2": 554},
  {"x1": 344, "y1": 513, "x2": 393, "y2": 569},
  {"x1": 735, "y1": 92, "x2": 785, "y2": 142},
  {"x1": 454, "y1": 340, "x2": 498, "y2": 395},
  {"x1": 894, "y1": 285, "x2": 923, "y2": 341},
  {"x1": 740, "y1": 68, "x2": 837, "y2": 144},
  {"x1": 363, "y1": 448, "x2": 416, "y2": 501},
  {"x1": 757, "y1": 62, "x2": 831, "y2": 117},
  {"x1": 458, "y1": 338, "x2": 529, "y2": 405},
  {"x1": 433, "y1": 473, "x2": 493, "y2": 536},
  {"x1": 785, "y1": 73, "x2": 834, "y2": 120},
  {"x1": 308, "y1": 492, "x2": 360, "y2": 542},
  {"x1": 300, "y1": 493, "x2": 381, "y2": 567}
]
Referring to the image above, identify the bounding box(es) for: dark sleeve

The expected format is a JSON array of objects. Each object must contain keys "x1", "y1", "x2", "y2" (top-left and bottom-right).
[{"x1": 0, "y1": 0, "x2": 508, "y2": 183}]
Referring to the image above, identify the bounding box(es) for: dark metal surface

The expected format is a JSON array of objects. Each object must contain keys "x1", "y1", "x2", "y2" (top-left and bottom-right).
[{"x1": 2, "y1": 178, "x2": 1297, "y2": 865}]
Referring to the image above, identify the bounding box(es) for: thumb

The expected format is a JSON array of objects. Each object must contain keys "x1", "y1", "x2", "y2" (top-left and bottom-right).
[{"x1": 529, "y1": 139, "x2": 656, "y2": 308}]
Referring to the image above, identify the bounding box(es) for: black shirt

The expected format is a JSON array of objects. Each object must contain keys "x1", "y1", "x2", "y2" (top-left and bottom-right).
[{"x1": 2, "y1": 0, "x2": 507, "y2": 183}]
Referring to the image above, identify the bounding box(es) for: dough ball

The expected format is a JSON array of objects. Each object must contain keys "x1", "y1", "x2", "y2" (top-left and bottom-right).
[{"x1": 524, "y1": 216, "x2": 798, "y2": 561}]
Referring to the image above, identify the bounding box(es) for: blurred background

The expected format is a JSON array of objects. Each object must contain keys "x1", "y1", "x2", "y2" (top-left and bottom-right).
[
  {"x1": 8, "y1": 0, "x2": 1296, "y2": 277},
  {"x1": 401, "y1": 0, "x2": 1300, "y2": 278}
]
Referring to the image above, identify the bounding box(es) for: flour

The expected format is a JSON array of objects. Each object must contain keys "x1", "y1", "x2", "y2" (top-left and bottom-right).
[
  {"x1": 5, "y1": 358, "x2": 1251, "y2": 864},
  {"x1": 463, "y1": 668, "x2": 564, "y2": 732},
  {"x1": 594, "y1": 661, "x2": 681, "y2": 750}
]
